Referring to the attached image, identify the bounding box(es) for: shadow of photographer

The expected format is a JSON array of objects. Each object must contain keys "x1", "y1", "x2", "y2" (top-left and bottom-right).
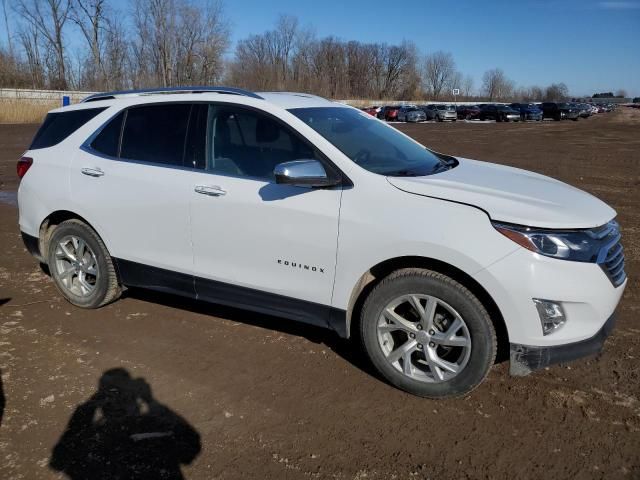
[{"x1": 50, "y1": 368, "x2": 201, "y2": 480}]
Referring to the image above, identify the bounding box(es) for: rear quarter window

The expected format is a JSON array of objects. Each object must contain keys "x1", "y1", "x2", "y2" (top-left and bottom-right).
[
  {"x1": 90, "y1": 111, "x2": 125, "y2": 158},
  {"x1": 30, "y1": 108, "x2": 106, "y2": 150}
]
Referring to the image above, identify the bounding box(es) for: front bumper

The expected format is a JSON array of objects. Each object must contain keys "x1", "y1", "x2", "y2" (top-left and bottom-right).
[
  {"x1": 509, "y1": 311, "x2": 616, "y2": 375},
  {"x1": 473, "y1": 246, "x2": 625, "y2": 349}
]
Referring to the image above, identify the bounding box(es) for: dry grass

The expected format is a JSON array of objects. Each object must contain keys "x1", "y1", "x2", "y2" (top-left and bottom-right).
[{"x1": 0, "y1": 99, "x2": 59, "y2": 124}]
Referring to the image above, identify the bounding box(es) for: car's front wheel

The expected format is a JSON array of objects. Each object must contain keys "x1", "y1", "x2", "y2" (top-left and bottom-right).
[
  {"x1": 360, "y1": 269, "x2": 496, "y2": 398},
  {"x1": 47, "y1": 219, "x2": 121, "y2": 308}
]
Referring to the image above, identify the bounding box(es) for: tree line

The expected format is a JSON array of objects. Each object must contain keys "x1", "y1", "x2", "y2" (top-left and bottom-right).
[{"x1": 0, "y1": 0, "x2": 625, "y2": 102}]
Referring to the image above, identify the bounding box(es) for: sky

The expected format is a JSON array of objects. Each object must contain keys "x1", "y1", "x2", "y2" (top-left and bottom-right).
[{"x1": 2, "y1": 0, "x2": 639, "y2": 96}]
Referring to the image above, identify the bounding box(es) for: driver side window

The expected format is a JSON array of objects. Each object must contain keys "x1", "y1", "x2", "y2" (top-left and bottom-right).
[{"x1": 208, "y1": 106, "x2": 321, "y2": 181}]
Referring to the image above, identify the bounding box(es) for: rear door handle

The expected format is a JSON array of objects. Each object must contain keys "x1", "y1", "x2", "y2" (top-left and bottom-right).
[
  {"x1": 81, "y1": 167, "x2": 104, "y2": 177},
  {"x1": 194, "y1": 185, "x2": 226, "y2": 197}
]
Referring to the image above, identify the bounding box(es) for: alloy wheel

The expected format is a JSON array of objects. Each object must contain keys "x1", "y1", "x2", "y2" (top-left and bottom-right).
[
  {"x1": 376, "y1": 294, "x2": 472, "y2": 383},
  {"x1": 53, "y1": 235, "x2": 99, "y2": 297}
]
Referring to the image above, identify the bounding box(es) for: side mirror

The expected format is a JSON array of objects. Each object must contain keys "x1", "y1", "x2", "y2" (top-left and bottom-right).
[{"x1": 274, "y1": 160, "x2": 339, "y2": 188}]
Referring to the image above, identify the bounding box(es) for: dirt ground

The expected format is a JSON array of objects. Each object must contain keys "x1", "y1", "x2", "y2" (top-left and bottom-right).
[{"x1": 0, "y1": 110, "x2": 639, "y2": 480}]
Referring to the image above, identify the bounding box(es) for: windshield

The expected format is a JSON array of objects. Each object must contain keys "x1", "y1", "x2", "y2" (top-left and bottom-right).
[{"x1": 289, "y1": 107, "x2": 452, "y2": 176}]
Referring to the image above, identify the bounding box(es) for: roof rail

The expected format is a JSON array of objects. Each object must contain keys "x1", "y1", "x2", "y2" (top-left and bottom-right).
[{"x1": 82, "y1": 86, "x2": 263, "y2": 103}]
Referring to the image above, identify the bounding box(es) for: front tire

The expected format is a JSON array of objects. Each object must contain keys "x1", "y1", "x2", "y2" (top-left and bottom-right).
[
  {"x1": 47, "y1": 219, "x2": 121, "y2": 308},
  {"x1": 360, "y1": 269, "x2": 496, "y2": 398}
]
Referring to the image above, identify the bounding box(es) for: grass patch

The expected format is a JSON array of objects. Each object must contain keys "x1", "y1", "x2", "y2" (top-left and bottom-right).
[{"x1": 0, "y1": 99, "x2": 58, "y2": 124}]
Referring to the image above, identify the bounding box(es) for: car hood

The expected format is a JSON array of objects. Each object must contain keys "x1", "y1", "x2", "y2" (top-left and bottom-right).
[{"x1": 386, "y1": 157, "x2": 616, "y2": 229}]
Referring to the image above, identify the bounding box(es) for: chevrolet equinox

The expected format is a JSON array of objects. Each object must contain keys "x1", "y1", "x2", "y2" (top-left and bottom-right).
[{"x1": 17, "y1": 87, "x2": 626, "y2": 398}]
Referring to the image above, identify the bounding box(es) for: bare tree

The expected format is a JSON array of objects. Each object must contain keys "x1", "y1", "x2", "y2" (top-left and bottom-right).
[
  {"x1": 615, "y1": 88, "x2": 627, "y2": 98},
  {"x1": 0, "y1": 47, "x2": 33, "y2": 87},
  {"x1": 544, "y1": 82, "x2": 569, "y2": 101},
  {"x1": 2, "y1": 0, "x2": 13, "y2": 56},
  {"x1": 15, "y1": 0, "x2": 71, "y2": 88},
  {"x1": 373, "y1": 41, "x2": 417, "y2": 99},
  {"x1": 102, "y1": 13, "x2": 128, "y2": 89},
  {"x1": 131, "y1": 0, "x2": 228, "y2": 88},
  {"x1": 310, "y1": 36, "x2": 347, "y2": 98},
  {"x1": 422, "y1": 51, "x2": 455, "y2": 99},
  {"x1": 17, "y1": 22, "x2": 45, "y2": 88},
  {"x1": 529, "y1": 85, "x2": 544, "y2": 101},
  {"x1": 461, "y1": 74, "x2": 474, "y2": 99},
  {"x1": 70, "y1": 0, "x2": 108, "y2": 88},
  {"x1": 481, "y1": 68, "x2": 514, "y2": 101}
]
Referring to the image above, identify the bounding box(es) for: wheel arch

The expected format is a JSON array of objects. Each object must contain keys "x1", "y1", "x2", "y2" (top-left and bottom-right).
[
  {"x1": 38, "y1": 210, "x2": 111, "y2": 264},
  {"x1": 345, "y1": 255, "x2": 510, "y2": 362}
]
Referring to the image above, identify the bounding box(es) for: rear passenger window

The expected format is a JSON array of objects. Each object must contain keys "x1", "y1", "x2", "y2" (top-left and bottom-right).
[
  {"x1": 90, "y1": 111, "x2": 124, "y2": 158},
  {"x1": 120, "y1": 104, "x2": 191, "y2": 166},
  {"x1": 209, "y1": 106, "x2": 319, "y2": 181},
  {"x1": 30, "y1": 107, "x2": 106, "y2": 150}
]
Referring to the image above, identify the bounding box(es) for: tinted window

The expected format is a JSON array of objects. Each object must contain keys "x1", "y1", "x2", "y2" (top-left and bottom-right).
[
  {"x1": 30, "y1": 107, "x2": 106, "y2": 150},
  {"x1": 120, "y1": 104, "x2": 191, "y2": 166},
  {"x1": 209, "y1": 106, "x2": 320, "y2": 181},
  {"x1": 289, "y1": 107, "x2": 449, "y2": 177},
  {"x1": 90, "y1": 111, "x2": 124, "y2": 157}
]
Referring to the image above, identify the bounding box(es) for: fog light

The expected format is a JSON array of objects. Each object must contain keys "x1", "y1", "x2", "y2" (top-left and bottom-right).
[{"x1": 533, "y1": 299, "x2": 566, "y2": 335}]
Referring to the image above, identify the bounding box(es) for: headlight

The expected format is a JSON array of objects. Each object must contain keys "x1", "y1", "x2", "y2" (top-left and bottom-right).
[{"x1": 492, "y1": 220, "x2": 619, "y2": 262}]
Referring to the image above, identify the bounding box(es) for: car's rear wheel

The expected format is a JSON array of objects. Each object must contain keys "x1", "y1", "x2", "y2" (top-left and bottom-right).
[
  {"x1": 360, "y1": 269, "x2": 496, "y2": 398},
  {"x1": 47, "y1": 219, "x2": 121, "y2": 308}
]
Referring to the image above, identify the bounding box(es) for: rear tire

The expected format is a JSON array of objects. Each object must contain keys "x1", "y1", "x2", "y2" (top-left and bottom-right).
[
  {"x1": 47, "y1": 219, "x2": 121, "y2": 308},
  {"x1": 360, "y1": 268, "x2": 496, "y2": 398}
]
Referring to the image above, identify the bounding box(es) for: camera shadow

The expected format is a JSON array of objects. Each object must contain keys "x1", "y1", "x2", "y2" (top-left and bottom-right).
[{"x1": 50, "y1": 368, "x2": 201, "y2": 480}]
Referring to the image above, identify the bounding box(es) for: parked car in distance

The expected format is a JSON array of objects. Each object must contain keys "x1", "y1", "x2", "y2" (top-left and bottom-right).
[
  {"x1": 397, "y1": 105, "x2": 427, "y2": 123},
  {"x1": 378, "y1": 105, "x2": 401, "y2": 121},
  {"x1": 573, "y1": 103, "x2": 591, "y2": 119},
  {"x1": 541, "y1": 102, "x2": 580, "y2": 121},
  {"x1": 456, "y1": 105, "x2": 481, "y2": 120},
  {"x1": 479, "y1": 104, "x2": 521, "y2": 122},
  {"x1": 423, "y1": 104, "x2": 457, "y2": 122},
  {"x1": 509, "y1": 103, "x2": 543, "y2": 121},
  {"x1": 362, "y1": 106, "x2": 379, "y2": 116},
  {"x1": 17, "y1": 87, "x2": 626, "y2": 399}
]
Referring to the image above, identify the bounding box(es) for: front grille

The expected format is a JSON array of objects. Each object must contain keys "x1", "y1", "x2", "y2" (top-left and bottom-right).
[{"x1": 599, "y1": 235, "x2": 626, "y2": 287}]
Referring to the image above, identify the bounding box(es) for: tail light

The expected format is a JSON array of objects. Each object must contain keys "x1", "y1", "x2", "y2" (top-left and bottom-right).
[{"x1": 17, "y1": 156, "x2": 33, "y2": 179}]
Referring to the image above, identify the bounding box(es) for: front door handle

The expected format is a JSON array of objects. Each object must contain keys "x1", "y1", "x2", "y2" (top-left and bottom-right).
[
  {"x1": 194, "y1": 185, "x2": 226, "y2": 197},
  {"x1": 81, "y1": 167, "x2": 104, "y2": 177}
]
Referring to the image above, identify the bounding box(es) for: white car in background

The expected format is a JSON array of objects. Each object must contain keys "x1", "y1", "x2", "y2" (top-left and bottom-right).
[{"x1": 17, "y1": 87, "x2": 626, "y2": 398}]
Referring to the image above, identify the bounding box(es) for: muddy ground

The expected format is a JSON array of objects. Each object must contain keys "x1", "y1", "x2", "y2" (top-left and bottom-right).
[{"x1": 0, "y1": 110, "x2": 639, "y2": 479}]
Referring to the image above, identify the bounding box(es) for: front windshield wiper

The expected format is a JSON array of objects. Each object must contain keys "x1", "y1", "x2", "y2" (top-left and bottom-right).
[
  {"x1": 430, "y1": 162, "x2": 451, "y2": 174},
  {"x1": 382, "y1": 169, "x2": 423, "y2": 177},
  {"x1": 383, "y1": 162, "x2": 452, "y2": 177}
]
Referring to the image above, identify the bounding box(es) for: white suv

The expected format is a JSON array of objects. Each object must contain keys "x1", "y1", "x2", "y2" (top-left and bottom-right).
[{"x1": 17, "y1": 87, "x2": 626, "y2": 398}]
